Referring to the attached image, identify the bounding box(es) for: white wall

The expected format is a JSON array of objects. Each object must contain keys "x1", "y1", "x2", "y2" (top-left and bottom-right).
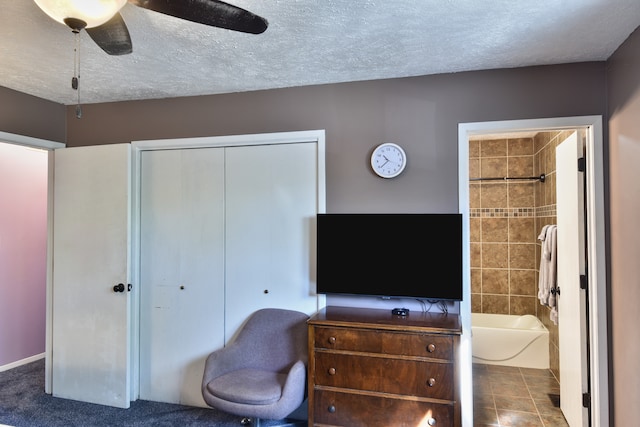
[{"x1": 0, "y1": 142, "x2": 48, "y2": 368}]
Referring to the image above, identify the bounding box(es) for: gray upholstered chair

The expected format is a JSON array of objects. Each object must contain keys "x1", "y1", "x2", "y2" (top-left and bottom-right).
[{"x1": 202, "y1": 308, "x2": 310, "y2": 426}]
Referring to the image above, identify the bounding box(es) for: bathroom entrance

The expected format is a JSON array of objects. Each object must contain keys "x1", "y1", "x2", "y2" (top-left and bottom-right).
[{"x1": 458, "y1": 116, "x2": 608, "y2": 427}]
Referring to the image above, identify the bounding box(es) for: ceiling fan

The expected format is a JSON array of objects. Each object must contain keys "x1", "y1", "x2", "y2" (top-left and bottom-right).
[
  {"x1": 34, "y1": 0, "x2": 268, "y2": 118},
  {"x1": 33, "y1": 0, "x2": 269, "y2": 56}
]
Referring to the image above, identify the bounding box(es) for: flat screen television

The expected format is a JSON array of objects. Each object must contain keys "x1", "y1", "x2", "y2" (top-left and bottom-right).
[{"x1": 316, "y1": 213, "x2": 463, "y2": 301}]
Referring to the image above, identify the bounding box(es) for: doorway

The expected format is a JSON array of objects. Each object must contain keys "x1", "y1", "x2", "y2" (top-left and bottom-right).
[
  {"x1": 0, "y1": 131, "x2": 64, "y2": 392},
  {"x1": 0, "y1": 142, "x2": 48, "y2": 369},
  {"x1": 457, "y1": 116, "x2": 608, "y2": 427}
]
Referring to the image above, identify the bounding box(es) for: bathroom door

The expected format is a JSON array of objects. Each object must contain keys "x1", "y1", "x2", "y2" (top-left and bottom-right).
[{"x1": 556, "y1": 131, "x2": 589, "y2": 426}]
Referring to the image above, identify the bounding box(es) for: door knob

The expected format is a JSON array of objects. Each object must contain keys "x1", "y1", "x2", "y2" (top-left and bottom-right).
[{"x1": 113, "y1": 283, "x2": 125, "y2": 293}]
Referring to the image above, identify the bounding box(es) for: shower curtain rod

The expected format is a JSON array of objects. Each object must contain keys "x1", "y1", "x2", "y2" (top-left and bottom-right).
[{"x1": 470, "y1": 173, "x2": 546, "y2": 183}]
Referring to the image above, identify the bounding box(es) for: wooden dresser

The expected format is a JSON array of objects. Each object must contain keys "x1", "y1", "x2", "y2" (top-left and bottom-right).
[{"x1": 307, "y1": 306, "x2": 461, "y2": 427}]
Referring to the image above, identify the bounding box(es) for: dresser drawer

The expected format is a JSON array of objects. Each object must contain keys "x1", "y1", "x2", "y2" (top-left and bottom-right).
[
  {"x1": 314, "y1": 326, "x2": 453, "y2": 360},
  {"x1": 314, "y1": 351, "x2": 454, "y2": 400},
  {"x1": 313, "y1": 389, "x2": 454, "y2": 427}
]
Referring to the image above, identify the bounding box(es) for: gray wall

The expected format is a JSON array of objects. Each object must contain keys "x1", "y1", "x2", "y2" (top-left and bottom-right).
[
  {"x1": 64, "y1": 63, "x2": 606, "y2": 214},
  {"x1": 607, "y1": 26, "x2": 640, "y2": 427},
  {"x1": 0, "y1": 59, "x2": 616, "y2": 411},
  {"x1": 0, "y1": 86, "x2": 65, "y2": 143}
]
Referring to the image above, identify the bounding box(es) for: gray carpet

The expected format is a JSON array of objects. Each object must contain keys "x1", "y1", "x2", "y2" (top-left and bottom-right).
[{"x1": 0, "y1": 359, "x2": 306, "y2": 427}]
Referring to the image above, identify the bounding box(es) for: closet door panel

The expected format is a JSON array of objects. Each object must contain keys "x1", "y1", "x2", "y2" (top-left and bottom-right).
[
  {"x1": 224, "y1": 142, "x2": 319, "y2": 341},
  {"x1": 139, "y1": 148, "x2": 225, "y2": 406}
]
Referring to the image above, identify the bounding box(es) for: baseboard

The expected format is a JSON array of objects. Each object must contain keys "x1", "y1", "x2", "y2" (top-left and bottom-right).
[{"x1": 0, "y1": 353, "x2": 45, "y2": 373}]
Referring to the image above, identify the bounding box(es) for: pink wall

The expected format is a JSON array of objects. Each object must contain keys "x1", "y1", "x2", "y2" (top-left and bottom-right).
[{"x1": 0, "y1": 142, "x2": 48, "y2": 366}]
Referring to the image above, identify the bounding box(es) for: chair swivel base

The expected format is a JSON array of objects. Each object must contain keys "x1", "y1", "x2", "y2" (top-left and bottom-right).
[{"x1": 240, "y1": 417, "x2": 307, "y2": 427}]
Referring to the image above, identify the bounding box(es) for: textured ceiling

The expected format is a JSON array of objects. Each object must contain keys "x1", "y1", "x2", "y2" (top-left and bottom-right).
[{"x1": 1, "y1": 0, "x2": 639, "y2": 105}]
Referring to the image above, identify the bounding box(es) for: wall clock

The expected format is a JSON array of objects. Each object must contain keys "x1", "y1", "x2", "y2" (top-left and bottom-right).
[{"x1": 370, "y1": 143, "x2": 407, "y2": 178}]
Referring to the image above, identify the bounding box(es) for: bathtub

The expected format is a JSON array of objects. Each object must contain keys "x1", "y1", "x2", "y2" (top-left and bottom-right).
[{"x1": 471, "y1": 313, "x2": 549, "y2": 369}]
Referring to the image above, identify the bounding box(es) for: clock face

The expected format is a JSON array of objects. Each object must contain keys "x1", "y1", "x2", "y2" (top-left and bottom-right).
[{"x1": 371, "y1": 143, "x2": 406, "y2": 178}]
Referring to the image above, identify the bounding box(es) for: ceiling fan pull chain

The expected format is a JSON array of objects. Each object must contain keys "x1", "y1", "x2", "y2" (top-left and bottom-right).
[{"x1": 72, "y1": 29, "x2": 82, "y2": 119}]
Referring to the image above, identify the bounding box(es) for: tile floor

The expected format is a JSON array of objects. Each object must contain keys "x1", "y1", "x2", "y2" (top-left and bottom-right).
[{"x1": 473, "y1": 363, "x2": 570, "y2": 427}]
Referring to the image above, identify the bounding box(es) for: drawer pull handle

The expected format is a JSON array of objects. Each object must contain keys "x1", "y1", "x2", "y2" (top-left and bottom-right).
[
  {"x1": 427, "y1": 417, "x2": 436, "y2": 426},
  {"x1": 427, "y1": 343, "x2": 436, "y2": 353},
  {"x1": 427, "y1": 377, "x2": 436, "y2": 387},
  {"x1": 328, "y1": 404, "x2": 336, "y2": 413},
  {"x1": 328, "y1": 336, "x2": 336, "y2": 344},
  {"x1": 328, "y1": 367, "x2": 336, "y2": 375}
]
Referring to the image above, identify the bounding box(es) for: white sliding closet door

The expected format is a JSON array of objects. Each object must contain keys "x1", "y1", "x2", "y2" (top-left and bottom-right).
[
  {"x1": 138, "y1": 138, "x2": 321, "y2": 406},
  {"x1": 51, "y1": 144, "x2": 132, "y2": 408},
  {"x1": 224, "y1": 142, "x2": 319, "y2": 341},
  {"x1": 139, "y1": 148, "x2": 225, "y2": 406}
]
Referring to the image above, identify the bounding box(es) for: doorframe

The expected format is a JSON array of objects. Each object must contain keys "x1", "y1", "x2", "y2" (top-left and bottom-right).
[
  {"x1": 130, "y1": 129, "x2": 327, "y2": 400},
  {"x1": 0, "y1": 131, "x2": 65, "y2": 394},
  {"x1": 457, "y1": 116, "x2": 608, "y2": 427}
]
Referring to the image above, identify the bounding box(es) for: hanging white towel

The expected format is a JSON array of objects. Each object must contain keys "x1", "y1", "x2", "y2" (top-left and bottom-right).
[{"x1": 538, "y1": 224, "x2": 558, "y2": 324}]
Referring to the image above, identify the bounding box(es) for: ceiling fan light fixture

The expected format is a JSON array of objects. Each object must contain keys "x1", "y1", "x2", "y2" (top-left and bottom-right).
[{"x1": 34, "y1": 0, "x2": 127, "y2": 29}]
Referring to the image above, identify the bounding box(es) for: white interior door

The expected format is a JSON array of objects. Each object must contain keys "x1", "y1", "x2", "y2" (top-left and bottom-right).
[
  {"x1": 224, "y1": 142, "x2": 320, "y2": 341},
  {"x1": 139, "y1": 148, "x2": 225, "y2": 406},
  {"x1": 51, "y1": 143, "x2": 131, "y2": 408},
  {"x1": 556, "y1": 131, "x2": 588, "y2": 426}
]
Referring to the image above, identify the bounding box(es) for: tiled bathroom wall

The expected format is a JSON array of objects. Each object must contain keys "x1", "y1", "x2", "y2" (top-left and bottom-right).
[
  {"x1": 469, "y1": 137, "x2": 539, "y2": 315},
  {"x1": 533, "y1": 130, "x2": 576, "y2": 380},
  {"x1": 469, "y1": 130, "x2": 573, "y2": 380}
]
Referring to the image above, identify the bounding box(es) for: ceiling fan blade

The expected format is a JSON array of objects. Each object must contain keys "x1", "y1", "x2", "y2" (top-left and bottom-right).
[
  {"x1": 86, "y1": 12, "x2": 133, "y2": 55},
  {"x1": 129, "y1": 0, "x2": 268, "y2": 34}
]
